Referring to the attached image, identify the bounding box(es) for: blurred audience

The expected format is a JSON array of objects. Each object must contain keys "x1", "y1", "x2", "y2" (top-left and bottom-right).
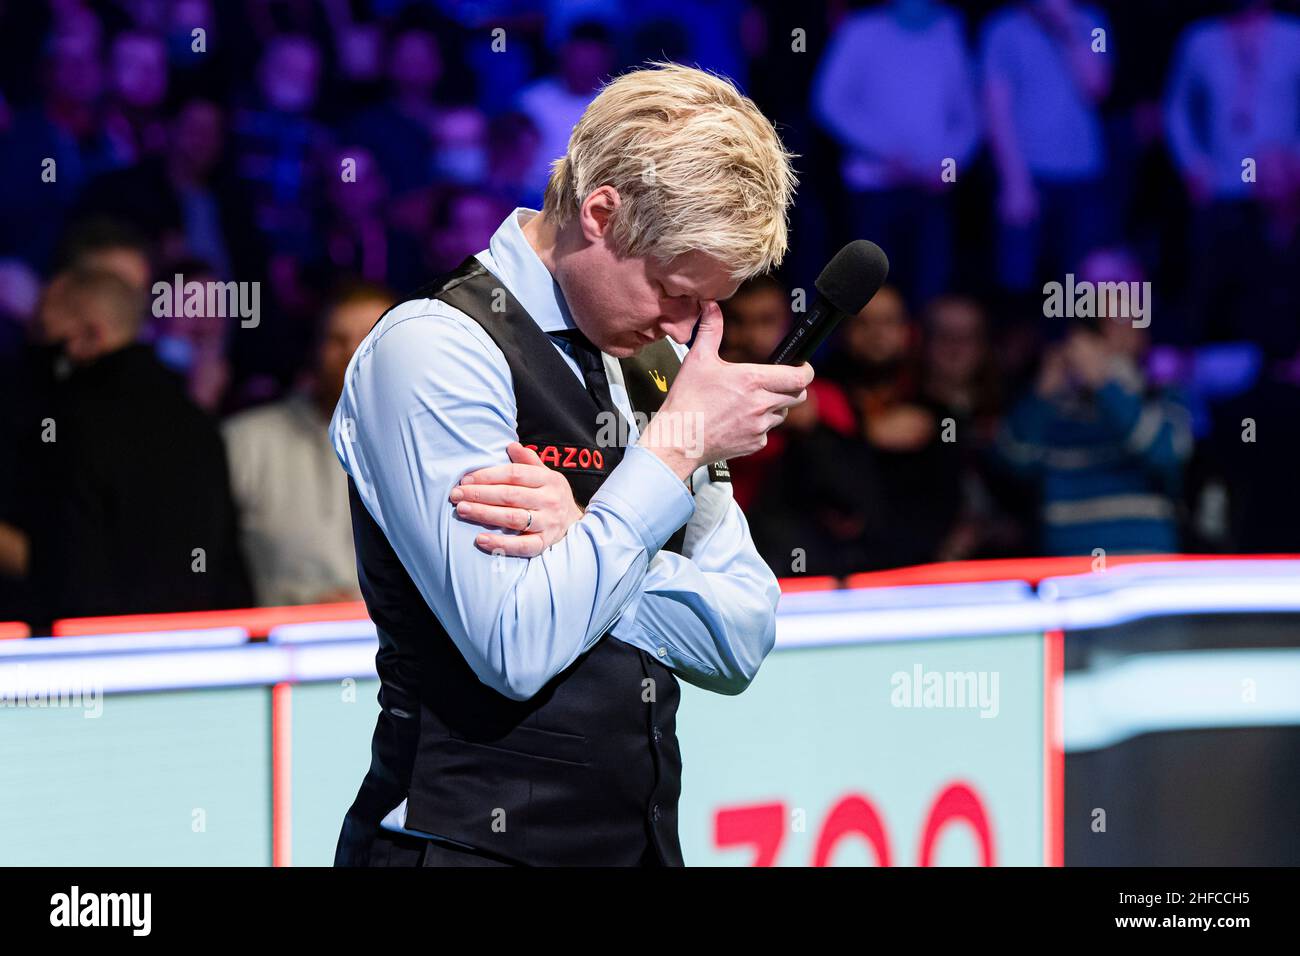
[
  {"x1": 1165, "y1": 0, "x2": 1300, "y2": 349},
  {"x1": 76, "y1": 97, "x2": 264, "y2": 283},
  {"x1": 148, "y1": 258, "x2": 235, "y2": 414},
  {"x1": 341, "y1": 23, "x2": 443, "y2": 206},
  {"x1": 222, "y1": 282, "x2": 393, "y2": 606},
  {"x1": 516, "y1": 20, "x2": 616, "y2": 199},
  {"x1": 1201, "y1": 344, "x2": 1300, "y2": 553},
  {"x1": 720, "y1": 276, "x2": 873, "y2": 576},
  {"x1": 996, "y1": 249, "x2": 1193, "y2": 555},
  {"x1": 982, "y1": 0, "x2": 1113, "y2": 292},
  {"x1": 813, "y1": 0, "x2": 980, "y2": 308},
  {"x1": 233, "y1": 34, "x2": 326, "y2": 261},
  {"x1": 485, "y1": 111, "x2": 542, "y2": 209},
  {"x1": 103, "y1": 29, "x2": 169, "y2": 165},
  {"x1": 15, "y1": 267, "x2": 251, "y2": 628},
  {"x1": 426, "y1": 187, "x2": 513, "y2": 273},
  {"x1": 0, "y1": 0, "x2": 1293, "y2": 626},
  {"x1": 822, "y1": 285, "x2": 966, "y2": 568},
  {"x1": 919, "y1": 295, "x2": 1027, "y2": 560}
]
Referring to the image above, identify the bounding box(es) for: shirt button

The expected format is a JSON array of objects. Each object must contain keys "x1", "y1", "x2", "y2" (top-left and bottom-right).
[{"x1": 657, "y1": 647, "x2": 667, "y2": 658}]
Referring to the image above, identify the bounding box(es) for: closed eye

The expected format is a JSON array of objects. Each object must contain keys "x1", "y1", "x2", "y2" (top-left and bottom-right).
[{"x1": 656, "y1": 279, "x2": 693, "y2": 302}]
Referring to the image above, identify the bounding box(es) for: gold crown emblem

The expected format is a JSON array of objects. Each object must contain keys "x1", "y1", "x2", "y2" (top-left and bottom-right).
[{"x1": 649, "y1": 369, "x2": 668, "y2": 392}]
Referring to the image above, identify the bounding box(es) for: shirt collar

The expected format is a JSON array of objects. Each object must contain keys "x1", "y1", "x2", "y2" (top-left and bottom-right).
[{"x1": 477, "y1": 207, "x2": 576, "y2": 335}]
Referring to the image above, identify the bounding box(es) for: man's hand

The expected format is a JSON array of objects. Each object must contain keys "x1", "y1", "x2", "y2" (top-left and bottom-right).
[
  {"x1": 638, "y1": 301, "x2": 814, "y2": 481},
  {"x1": 451, "y1": 441, "x2": 584, "y2": 557},
  {"x1": 1035, "y1": 344, "x2": 1071, "y2": 398}
]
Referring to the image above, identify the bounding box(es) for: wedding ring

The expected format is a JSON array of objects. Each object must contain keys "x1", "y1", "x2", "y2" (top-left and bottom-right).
[{"x1": 523, "y1": 510, "x2": 534, "y2": 532}]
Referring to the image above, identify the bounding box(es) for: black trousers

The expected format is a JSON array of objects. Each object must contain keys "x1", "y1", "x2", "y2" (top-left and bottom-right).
[
  {"x1": 370, "y1": 829, "x2": 515, "y2": 867},
  {"x1": 352, "y1": 826, "x2": 667, "y2": 867}
]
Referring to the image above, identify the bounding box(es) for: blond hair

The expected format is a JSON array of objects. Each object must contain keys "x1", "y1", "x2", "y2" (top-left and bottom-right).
[{"x1": 542, "y1": 63, "x2": 797, "y2": 281}]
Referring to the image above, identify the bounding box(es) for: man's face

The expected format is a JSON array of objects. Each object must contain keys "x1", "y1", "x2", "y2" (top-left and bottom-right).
[
  {"x1": 560, "y1": 241, "x2": 738, "y2": 359},
  {"x1": 81, "y1": 249, "x2": 151, "y2": 294},
  {"x1": 925, "y1": 300, "x2": 985, "y2": 383},
  {"x1": 48, "y1": 35, "x2": 102, "y2": 105},
  {"x1": 1078, "y1": 250, "x2": 1148, "y2": 360},
  {"x1": 171, "y1": 102, "x2": 224, "y2": 175},
  {"x1": 111, "y1": 33, "x2": 168, "y2": 109},
  {"x1": 319, "y1": 298, "x2": 387, "y2": 405},
  {"x1": 721, "y1": 287, "x2": 789, "y2": 364},
  {"x1": 260, "y1": 38, "x2": 321, "y2": 113},
  {"x1": 390, "y1": 31, "x2": 441, "y2": 97},
  {"x1": 561, "y1": 39, "x2": 614, "y2": 95},
  {"x1": 429, "y1": 193, "x2": 506, "y2": 271},
  {"x1": 844, "y1": 285, "x2": 910, "y2": 367}
]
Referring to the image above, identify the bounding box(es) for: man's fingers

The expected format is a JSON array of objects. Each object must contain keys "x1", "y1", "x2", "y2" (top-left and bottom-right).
[
  {"x1": 507, "y1": 441, "x2": 544, "y2": 466},
  {"x1": 454, "y1": 501, "x2": 532, "y2": 531},
  {"x1": 768, "y1": 388, "x2": 809, "y2": 411},
  {"x1": 474, "y1": 532, "x2": 546, "y2": 558},
  {"x1": 460, "y1": 462, "x2": 547, "y2": 488},
  {"x1": 451, "y1": 483, "x2": 538, "y2": 508},
  {"x1": 744, "y1": 360, "x2": 814, "y2": 394}
]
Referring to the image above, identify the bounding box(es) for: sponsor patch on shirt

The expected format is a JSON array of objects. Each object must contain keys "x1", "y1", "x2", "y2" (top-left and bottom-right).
[{"x1": 524, "y1": 441, "x2": 609, "y2": 474}]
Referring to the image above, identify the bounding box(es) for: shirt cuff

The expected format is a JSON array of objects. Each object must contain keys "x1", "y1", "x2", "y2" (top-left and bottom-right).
[{"x1": 589, "y1": 444, "x2": 695, "y2": 553}]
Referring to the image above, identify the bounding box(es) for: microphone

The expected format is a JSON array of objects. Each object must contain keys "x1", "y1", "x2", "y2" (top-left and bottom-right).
[{"x1": 767, "y1": 240, "x2": 890, "y2": 365}]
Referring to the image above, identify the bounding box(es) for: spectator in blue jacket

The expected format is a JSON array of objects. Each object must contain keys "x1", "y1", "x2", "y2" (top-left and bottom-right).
[{"x1": 996, "y1": 249, "x2": 1193, "y2": 555}]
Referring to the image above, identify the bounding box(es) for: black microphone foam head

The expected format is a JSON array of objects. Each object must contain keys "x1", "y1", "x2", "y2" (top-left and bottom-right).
[{"x1": 814, "y1": 240, "x2": 890, "y2": 315}]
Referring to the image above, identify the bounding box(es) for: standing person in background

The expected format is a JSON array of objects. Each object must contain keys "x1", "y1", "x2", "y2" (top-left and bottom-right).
[
  {"x1": 982, "y1": 0, "x2": 1112, "y2": 293},
  {"x1": 515, "y1": 20, "x2": 617, "y2": 201},
  {"x1": 996, "y1": 249, "x2": 1193, "y2": 555},
  {"x1": 1164, "y1": 0, "x2": 1300, "y2": 348},
  {"x1": 223, "y1": 282, "x2": 393, "y2": 606},
  {"x1": 812, "y1": 0, "x2": 980, "y2": 306}
]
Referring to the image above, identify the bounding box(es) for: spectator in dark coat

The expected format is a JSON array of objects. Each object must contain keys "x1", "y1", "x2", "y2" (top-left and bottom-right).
[{"x1": 17, "y1": 268, "x2": 251, "y2": 629}]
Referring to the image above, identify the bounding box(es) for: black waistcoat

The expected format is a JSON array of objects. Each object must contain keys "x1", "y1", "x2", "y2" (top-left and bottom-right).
[{"x1": 340, "y1": 257, "x2": 694, "y2": 866}]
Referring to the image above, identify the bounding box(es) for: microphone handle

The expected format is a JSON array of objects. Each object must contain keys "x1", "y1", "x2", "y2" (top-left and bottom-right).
[{"x1": 767, "y1": 296, "x2": 844, "y2": 365}]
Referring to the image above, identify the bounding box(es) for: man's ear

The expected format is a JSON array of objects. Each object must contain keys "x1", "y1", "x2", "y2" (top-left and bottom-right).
[{"x1": 577, "y1": 185, "x2": 621, "y2": 244}]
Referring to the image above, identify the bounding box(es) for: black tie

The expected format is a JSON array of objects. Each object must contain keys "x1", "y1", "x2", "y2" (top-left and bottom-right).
[{"x1": 553, "y1": 327, "x2": 631, "y2": 440}]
